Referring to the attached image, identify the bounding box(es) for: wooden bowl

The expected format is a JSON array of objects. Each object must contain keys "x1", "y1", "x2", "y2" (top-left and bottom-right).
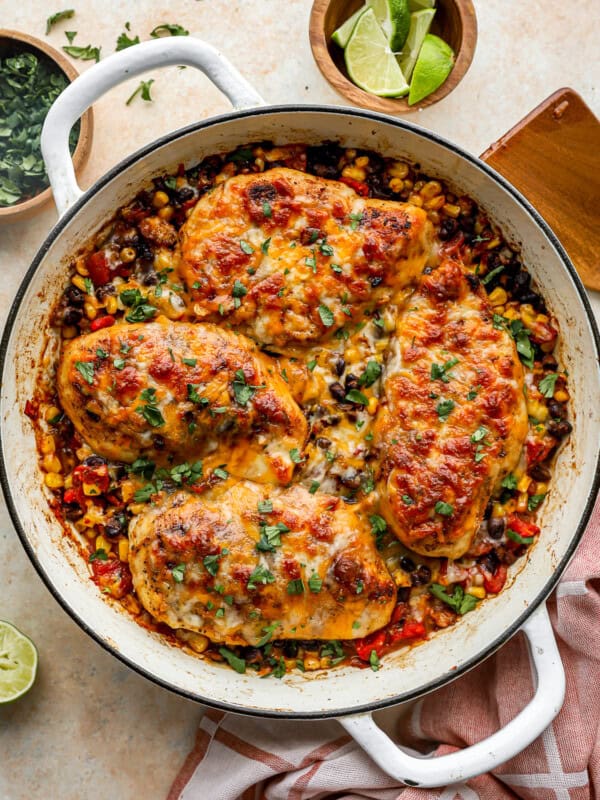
[
  {"x1": 309, "y1": 0, "x2": 477, "y2": 113},
  {"x1": 0, "y1": 29, "x2": 93, "y2": 224}
]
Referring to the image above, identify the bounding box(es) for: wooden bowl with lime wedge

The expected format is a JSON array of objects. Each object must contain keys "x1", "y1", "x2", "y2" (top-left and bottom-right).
[{"x1": 309, "y1": 0, "x2": 477, "y2": 113}]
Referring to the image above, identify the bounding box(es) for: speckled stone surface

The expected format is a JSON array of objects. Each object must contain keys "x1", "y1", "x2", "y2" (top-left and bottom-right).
[{"x1": 0, "y1": 2, "x2": 598, "y2": 798}]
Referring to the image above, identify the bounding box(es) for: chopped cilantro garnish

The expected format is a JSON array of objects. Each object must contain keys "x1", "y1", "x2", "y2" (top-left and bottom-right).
[
  {"x1": 172, "y1": 563, "x2": 186, "y2": 583},
  {"x1": 239, "y1": 240, "x2": 254, "y2": 255},
  {"x1": 308, "y1": 572, "x2": 323, "y2": 593},
  {"x1": 369, "y1": 514, "x2": 387, "y2": 549},
  {"x1": 358, "y1": 360, "x2": 382, "y2": 388},
  {"x1": 219, "y1": 647, "x2": 246, "y2": 674},
  {"x1": 309, "y1": 480, "x2": 320, "y2": 494},
  {"x1": 75, "y1": 361, "x2": 94, "y2": 385},
  {"x1": 286, "y1": 579, "x2": 304, "y2": 595},
  {"x1": 289, "y1": 448, "x2": 303, "y2": 464},
  {"x1": 506, "y1": 528, "x2": 535, "y2": 545},
  {"x1": 345, "y1": 389, "x2": 369, "y2": 405},
  {"x1": 430, "y1": 583, "x2": 479, "y2": 614},
  {"x1": 430, "y1": 357, "x2": 459, "y2": 383},
  {"x1": 436, "y1": 398, "x2": 455, "y2": 422},
  {"x1": 369, "y1": 649, "x2": 380, "y2": 672},
  {"x1": 501, "y1": 474, "x2": 518, "y2": 490},
  {"x1": 258, "y1": 500, "x2": 273, "y2": 514},
  {"x1": 318, "y1": 304, "x2": 335, "y2": 327},
  {"x1": 89, "y1": 548, "x2": 107, "y2": 562},
  {"x1": 528, "y1": 493, "x2": 546, "y2": 512},
  {"x1": 539, "y1": 373, "x2": 559, "y2": 398},
  {"x1": 247, "y1": 564, "x2": 275, "y2": 590},
  {"x1": 434, "y1": 501, "x2": 453, "y2": 516},
  {"x1": 213, "y1": 466, "x2": 229, "y2": 481}
]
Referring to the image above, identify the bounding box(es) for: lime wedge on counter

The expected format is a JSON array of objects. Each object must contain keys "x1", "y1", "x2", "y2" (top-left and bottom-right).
[
  {"x1": 398, "y1": 8, "x2": 436, "y2": 82},
  {"x1": 345, "y1": 7, "x2": 409, "y2": 96},
  {"x1": 368, "y1": 0, "x2": 411, "y2": 51},
  {"x1": 332, "y1": 6, "x2": 366, "y2": 48},
  {"x1": 409, "y1": 0, "x2": 435, "y2": 9},
  {"x1": 0, "y1": 621, "x2": 38, "y2": 704},
  {"x1": 408, "y1": 33, "x2": 454, "y2": 105}
]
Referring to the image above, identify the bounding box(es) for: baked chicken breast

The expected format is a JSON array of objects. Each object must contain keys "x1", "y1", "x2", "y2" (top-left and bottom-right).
[
  {"x1": 128, "y1": 481, "x2": 397, "y2": 645},
  {"x1": 57, "y1": 319, "x2": 307, "y2": 484},
  {"x1": 179, "y1": 167, "x2": 433, "y2": 347},
  {"x1": 374, "y1": 257, "x2": 529, "y2": 559}
]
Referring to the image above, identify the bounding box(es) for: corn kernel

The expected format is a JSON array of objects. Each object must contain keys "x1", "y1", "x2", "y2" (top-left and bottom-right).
[
  {"x1": 535, "y1": 482, "x2": 549, "y2": 495},
  {"x1": 424, "y1": 195, "x2": 445, "y2": 211},
  {"x1": 345, "y1": 149, "x2": 357, "y2": 161},
  {"x1": 554, "y1": 389, "x2": 569, "y2": 403},
  {"x1": 43, "y1": 453, "x2": 62, "y2": 473},
  {"x1": 442, "y1": 203, "x2": 461, "y2": 218},
  {"x1": 344, "y1": 346, "x2": 359, "y2": 362},
  {"x1": 75, "y1": 258, "x2": 89, "y2": 276},
  {"x1": 536, "y1": 313, "x2": 549, "y2": 323},
  {"x1": 95, "y1": 535, "x2": 111, "y2": 553},
  {"x1": 492, "y1": 502, "x2": 505, "y2": 518},
  {"x1": 62, "y1": 326, "x2": 78, "y2": 339},
  {"x1": 403, "y1": 179, "x2": 414, "y2": 191},
  {"x1": 503, "y1": 307, "x2": 520, "y2": 320},
  {"x1": 389, "y1": 162, "x2": 409, "y2": 179},
  {"x1": 283, "y1": 657, "x2": 297, "y2": 671},
  {"x1": 158, "y1": 205, "x2": 174, "y2": 221},
  {"x1": 516, "y1": 492, "x2": 528, "y2": 513},
  {"x1": 389, "y1": 177, "x2": 404, "y2": 193},
  {"x1": 121, "y1": 594, "x2": 142, "y2": 615},
  {"x1": 120, "y1": 481, "x2": 136, "y2": 502},
  {"x1": 254, "y1": 156, "x2": 265, "y2": 171},
  {"x1": 152, "y1": 190, "x2": 169, "y2": 209},
  {"x1": 45, "y1": 472, "x2": 64, "y2": 489},
  {"x1": 40, "y1": 434, "x2": 56, "y2": 454},
  {"x1": 187, "y1": 633, "x2": 209, "y2": 654},
  {"x1": 84, "y1": 301, "x2": 97, "y2": 320},
  {"x1": 64, "y1": 474, "x2": 73, "y2": 489},
  {"x1": 355, "y1": 156, "x2": 369, "y2": 167},
  {"x1": 129, "y1": 502, "x2": 148, "y2": 515},
  {"x1": 154, "y1": 250, "x2": 173, "y2": 270},
  {"x1": 421, "y1": 180, "x2": 442, "y2": 199},
  {"x1": 486, "y1": 238, "x2": 501, "y2": 250},
  {"x1": 517, "y1": 474, "x2": 532, "y2": 493},
  {"x1": 392, "y1": 568, "x2": 411, "y2": 587},
  {"x1": 83, "y1": 482, "x2": 102, "y2": 496},
  {"x1": 105, "y1": 296, "x2": 118, "y2": 315},
  {"x1": 44, "y1": 405, "x2": 61, "y2": 423},
  {"x1": 303, "y1": 655, "x2": 321, "y2": 671},
  {"x1": 367, "y1": 397, "x2": 378, "y2": 415},
  {"x1": 71, "y1": 274, "x2": 88, "y2": 293},
  {"x1": 467, "y1": 586, "x2": 486, "y2": 599},
  {"x1": 341, "y1": 165, "x2": 367, "y2": 182},
  {"x1": 488, "y1": 287, "x2": 507, "y2": 307},
  {"x1": 428, "y1": 210, "x2": 441, "y2": 225},
  {"x1": 520, "y1": 304, "x2": 537, "y2": 327},
  {"x1": 118, "y1": 539, "x2": 129, "y2": 562},
  {"x1": 527, "y1": 398, "x2": 549, "y2": 421},
  {"x1": 120, "y1": 246, "x2": 136, "y2": 263},
  {"x1": 408, "y1": 194, "x2": 423, "y2": 207},
  {"x1": 319, "y1": 657, "x2": 332, "y2": 669}
]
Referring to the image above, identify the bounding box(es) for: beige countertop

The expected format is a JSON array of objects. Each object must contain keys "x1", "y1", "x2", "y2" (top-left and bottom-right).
[{"x1": 0, "y1": 2, "x2": 598, "y2": 798}]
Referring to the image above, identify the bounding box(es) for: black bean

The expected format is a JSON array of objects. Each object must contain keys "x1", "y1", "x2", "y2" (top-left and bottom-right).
[
  {"x1": 153, "y1": 435, "x2": 166, "y2": 449},
  {"x1": 329, "y1": 382, "x2": 346, "y2": 402},
  {"x1": 400, "y1": 555, "x2": 416, "y2": 572},
  {"x1": 513, "y1": 271, "x2": 531, "y2": 294},
  {"x1": 484, "y1": 500, "x2": 494, "y2": 519},
  {"x1": 338, "y1": 468, "x2": 361, "y2": 489},
  {"x1": 480, "y1": 549, "x2": 500, "y2": 573},
  {"x1": 175, "y1": 186, "x2": 195, "y2": 204},
  {"x1": 519, "y1": 290, "x2": 541, "y2": 306},
  {"x1": 306, "y1": 142, "x2": 344, "y2": 177},
  {"x1": 63, "y1": 306, "x2": 83, "y2": 326},
  {"x1": 334, "y1": 357, "x2": 346, "y2": 377},
  {"x1": 83, "y1": 455, "x2": 106, "y2": 467},
  {"x1": 488, "y1": 517, "x2": 506, "y2": 539},
  {"x1": 283, "y1": 641, "x2": 298, "y2": 658},
  {"x1": 548, "y1": 400, "x2": 567, "y2": 420},
  {"x1": 316, "y1": 437, "x2": 331, "y2": 449},
  {"x1": 411, "y1": 564, "x2": 431, "y2": 586},
  {"x1": 530, "y1": 463, "x2": 551, "y2": 482},
  {"x1": 141, "y1": 269, "x2": 159, "y2": 286},
  {"x1": 136, "y1": 239, "x2": 154, "y2": 264},
  {"x1": 466, "y1": 273, "x2": 480, "y2": 291},
  {"x1": 95, "y1": 283, "x2": 116, "y2": 301},
  {"x1": 503, "y1": 258, "x2": 521, "y2": 277},
  {"x1": 547, "y1": 419, "x2": 572, "y2": 438},
  {"x1": 397, "y1": 587, "x2": 411, "y2": 603},
  {"x1": 438, "y1": 217, "x2": 458, "y2": 241},
  {"x1": 369, "y1": 275, "x2": 383, "y2": 287},
  {"x1": 344, "y1": 373, "x2": 360, "y2": 392},
  {"x1": 104, "y1": 513, "x2": 127, "y2": 538},
  {"x1": 65, "y1": 285, "x2": 85, "y2": 306},
  {"x1": 542, "y1": 354, "x2": 558, "y2": 370}
]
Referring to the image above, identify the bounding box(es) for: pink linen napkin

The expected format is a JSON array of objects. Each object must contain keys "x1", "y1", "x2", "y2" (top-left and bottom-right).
[{"x1": 168, "y1": 492, "x2": 600, "y2": 800}]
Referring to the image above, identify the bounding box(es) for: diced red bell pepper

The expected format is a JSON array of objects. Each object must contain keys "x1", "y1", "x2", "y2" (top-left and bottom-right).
[
  {"x1": 390, "y1": 602, "x2": 409, "y2": 625},
  {"x1": 24, "y1": 399, "x2": 37, "y2": 419},
  {"x1": 340, "y1": 177, "x2": 370, "y2": 197},
  {"x1": 389, "y1": 621, "x2": 427, "y2": 644},
  {"x1": 91, "y1": 558, "x2": 132, "y2": 599},
  {"x1": 70, "y1": 463, "x2": 110, "y2": 505},
  {"x1": 90, "y1": 315, "x2": 115, "y2": 332},
  {"x1": 86, "y1": 251, "x2": 110, "y2": 286},
  {"x1": 482, "y1": 564, "x2": 508, "y2": 595},
  {"x1": 507, "y1": 514, "x2": 540, "y2": 539},
  {"x1": 354, "y1": 630, "x2": 387, "y2": 661},
  {"x1": 526, "y1": 436, "x2": 555, "y2": 467}
]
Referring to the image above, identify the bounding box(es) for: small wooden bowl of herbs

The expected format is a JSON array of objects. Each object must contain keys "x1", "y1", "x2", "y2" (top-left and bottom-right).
[{"x1": 0, "y1": 29, "x2": 93, "y2": 223}]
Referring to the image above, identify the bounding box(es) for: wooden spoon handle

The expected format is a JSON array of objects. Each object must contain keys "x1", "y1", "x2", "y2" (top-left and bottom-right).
[{"x1": 480, "y1": 88, "x2": 600, "y2": 292}]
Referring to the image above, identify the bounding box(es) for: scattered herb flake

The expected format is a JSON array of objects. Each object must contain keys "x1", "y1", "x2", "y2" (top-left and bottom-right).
[
  {"x1": 539, "y1": 373, "x2": 559, "y2": 398},
  {"x1": 172, "y1": 563, "x2": 186, "y2": 583},
  {"x1": 219, "y1": 647, "x2": 246, "y2": 674},
  {"x1": 308, "y1": 572, "x2": 323, "y2": 593},
  {"x1": 46, "y1": 9, "x2": 75, "y2": 34},
  {"x1": 430, "y1": 583, "x2": 479, "y2": 614},
  {"x1": 434, "y1": 500, "x2": 453, "y2": 516},
  {"x1": 63, "y1": 44, "x2": 101, "y2": 62},
  {"x1": 150, "y1": 23, "x2": 190, "y2": 37},
  {"x1": 369, "y1": 514, "x2": 387, "y2": 549},
  {"x1": 126, "y1": 78, "x2": 155, "y2": 105},
  {"x1": 75, "y1": 361, "x2": 94, "y2": 385},
  {"x1": 287, "y1": 579, "x2": 304, "y2": 595},
  {"x1": 318, "y1": 304, "x2": 334, "y2": 327}
]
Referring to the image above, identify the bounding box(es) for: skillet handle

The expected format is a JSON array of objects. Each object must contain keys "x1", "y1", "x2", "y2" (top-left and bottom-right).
[
  {"x1": 339, "y1": 603, "x2": 564, "y2": 788},
  {"x1": 41, "y1": 38, "x2": 265, "y2": 217}
]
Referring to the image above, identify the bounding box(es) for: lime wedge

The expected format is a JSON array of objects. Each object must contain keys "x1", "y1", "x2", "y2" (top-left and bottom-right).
[
  {"x1": 0, "y1": 621, "x2": 38, "y2": 704},
  {"x1": 398, "y1": 8, "x2": 436, "y2": 82},
  {"x1": 368, "y1": 0, "x2": 411, "y2": 51},
  {"x1": 345, "y1": 7, "x2": 409, "y2": 97},
  {"x1": 332, "y1": 6, "x2": 367, "y2": 48},
  {"x1": 409, "y1": 0, "x2": 435, "y2": 9},
  {"x1": 408, "y1": 33, "x2": 454, "y2": 105}
]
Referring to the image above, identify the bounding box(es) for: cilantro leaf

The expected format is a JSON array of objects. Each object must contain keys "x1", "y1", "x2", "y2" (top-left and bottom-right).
[
  {"x1": 126, "y1": 79, "x2": 155, "y2": 106},
  {"x1": 430, "y1": 583, "x2": 479, "y2": 615},
  {"x1": 538, "y1": 373, "x2": 558, "y2": 398},
  {"x1": 75, "y1": 361, "x2": 94, "y2": 385},
  {"x1": 150, "y1": 23, "x2": 189, "y2": 37},
  {"x1": 318, "y1": 304, "x2": 335, "y2": 327},
  {"x1": 434, "y1": 501, "x2": 453, "y2": 516},
  {"x1": 46, "y1": 9, "x2": 75, "y2": 34},
  {"x1": 219, "y1": 647, "x2": 246, "y2": 674},
  {"x1": 358, "y1": 360, "x2": 382, "y2": 388}
]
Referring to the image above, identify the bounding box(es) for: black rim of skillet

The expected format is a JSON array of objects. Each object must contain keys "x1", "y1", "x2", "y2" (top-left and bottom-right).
[{"x1": 1, "y1": 104, "x2": 599, "y2": 720}]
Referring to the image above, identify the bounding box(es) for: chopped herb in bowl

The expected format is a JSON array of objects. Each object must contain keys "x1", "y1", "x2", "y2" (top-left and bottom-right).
[{"x1": 0, "y1": 46, "x2": 80, "y2": 207}]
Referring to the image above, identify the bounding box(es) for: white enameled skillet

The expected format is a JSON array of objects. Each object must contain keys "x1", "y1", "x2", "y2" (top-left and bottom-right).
[{"x1": 1, "y1": 38, "x2": 599, "y2": 788}]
